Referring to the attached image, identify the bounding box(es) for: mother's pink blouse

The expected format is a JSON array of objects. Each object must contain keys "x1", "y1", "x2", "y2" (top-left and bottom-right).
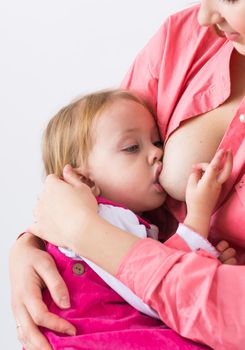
[{"x1": 118, "y1": 5, "x2": 245, "y2": 350}]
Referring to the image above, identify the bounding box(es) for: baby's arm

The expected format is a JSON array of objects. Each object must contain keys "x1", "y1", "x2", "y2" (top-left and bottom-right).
[
  {"x1": 183, "y1": 149, "x2": 233, "y2": 238},
  {"x1": 165, "y1": 149, "x2": 233, "y2": 260}
]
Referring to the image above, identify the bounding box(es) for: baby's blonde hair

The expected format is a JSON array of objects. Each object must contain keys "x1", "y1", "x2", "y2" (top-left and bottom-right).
[{"x1": 43, "y1": 89, "x2": 155, "y2": 178}]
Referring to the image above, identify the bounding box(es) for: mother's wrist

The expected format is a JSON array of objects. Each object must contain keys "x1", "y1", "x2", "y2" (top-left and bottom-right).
[
  {"x1": 68, "y1": 210, "x2": 99, "y2": 255},
  {"x1": 17, "y1": 232, "x2": 46, "y2": 250}
]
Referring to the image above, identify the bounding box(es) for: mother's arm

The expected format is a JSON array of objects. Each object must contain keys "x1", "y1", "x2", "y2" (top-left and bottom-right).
[{"x1": 9, "y1": 232, "x2": 76, "y2": 350}]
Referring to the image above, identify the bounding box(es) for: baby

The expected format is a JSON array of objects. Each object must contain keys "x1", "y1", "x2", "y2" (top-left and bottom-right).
[{"x1": 40, "y1": 89, "x2": 235, "y2": 347}]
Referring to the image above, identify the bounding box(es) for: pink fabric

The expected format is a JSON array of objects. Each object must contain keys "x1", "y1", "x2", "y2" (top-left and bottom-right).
[
  {"x1": 41, "y1": 243, "x2": 209, "y2": 349},
  {"x1": 118, "y1": 4, "x2": 245, "y2": 350}
]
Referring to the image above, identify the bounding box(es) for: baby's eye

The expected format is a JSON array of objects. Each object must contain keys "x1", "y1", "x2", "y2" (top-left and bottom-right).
[
  {"x1": 153, "y1": 140, "x2": 163, "y2": 148},
  {"x1": 123, "y1": 144, "x2": 139, "y2": 153}
]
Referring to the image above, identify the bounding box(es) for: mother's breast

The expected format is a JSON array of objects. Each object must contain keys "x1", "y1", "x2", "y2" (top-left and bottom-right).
[{"x1": 161, "y1": 111, "x2": 226, "y2": 201}]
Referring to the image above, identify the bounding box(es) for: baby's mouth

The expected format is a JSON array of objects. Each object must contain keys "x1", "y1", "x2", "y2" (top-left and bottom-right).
[
  {"x1": 153, "y1": 164, "x2": 165, "y2": 192},
  {"x1": 154, "y1": 163, "x2": 163, "y2": 183}
]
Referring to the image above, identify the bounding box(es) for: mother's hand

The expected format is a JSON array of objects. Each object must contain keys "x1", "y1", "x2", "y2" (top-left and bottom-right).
[
  {"x1": 29, "y1": 165, "x2": 98, "y2": 250},
  {"x1": 9, "y1": 233, "x2": 76, "y2": 350}
]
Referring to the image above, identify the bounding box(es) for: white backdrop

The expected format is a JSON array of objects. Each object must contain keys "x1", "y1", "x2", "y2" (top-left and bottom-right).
[{"x1": 0, "y1": 1, "x2": 189, "y2": 348}]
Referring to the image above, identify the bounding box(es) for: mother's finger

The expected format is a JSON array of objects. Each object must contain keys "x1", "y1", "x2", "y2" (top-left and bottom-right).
[
  {"x1": 223, "y1": 257, "x2": 237, "y2": 265},
  {"x1": 24, "y1": 258, "x2": 76, "y2": 335},
  {"x1": 15, "y1": 303, "x2": 52, "y2": 350},
  {"x1": 27, "y1": 223, "x2": 40, "y2": 238},
  {"x1": 215, "y1": 240, "x2": 229, "y2": 252},
  {"x1": 35, "y1": 254, "x2": 71, "y2": 310},
  {"x1": 26, "y1": 296, "x2": 76, "y2": 335},
  {"x1": 63, "y1": 164, "x2": 84, "y2": 187},
  {"x1": 219, "y1": 247, "x2": 236, "y2": 263}
]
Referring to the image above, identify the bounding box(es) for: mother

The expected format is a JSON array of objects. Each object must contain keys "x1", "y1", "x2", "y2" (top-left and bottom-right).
[{"x1": 10, "y1": 2, "x2": 245, "y2": 350}]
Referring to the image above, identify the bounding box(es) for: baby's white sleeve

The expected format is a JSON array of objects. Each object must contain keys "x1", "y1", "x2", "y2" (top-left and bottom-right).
[
  {"x1": 176, "y1": 223, "x2": 220, "y2": 258},
  {"x1": 97, "y1": 204, "x2": 149, "y2": 238}
]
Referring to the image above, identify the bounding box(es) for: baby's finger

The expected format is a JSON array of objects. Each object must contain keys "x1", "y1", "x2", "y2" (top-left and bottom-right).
[
  {"x1": 201, "y1": 149, "x2": 225, "y2": 182},
  {"x1": 192, "y1": 163, "x2": 209, "y2": 172},
  {"x1": 187, "y1": 168, "x2": 202, "y2": 188},
  {"x1": 217, "y1": 150, "x2": 233, "y2": 184},
  {"x1": 210, "y1": 149, "x2": 226, "y2": 169}
]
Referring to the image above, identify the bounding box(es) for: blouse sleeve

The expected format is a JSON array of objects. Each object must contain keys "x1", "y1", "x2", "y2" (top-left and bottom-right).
[{"x1": 116, "y1": 238, "x2": 245, "y2": 350}]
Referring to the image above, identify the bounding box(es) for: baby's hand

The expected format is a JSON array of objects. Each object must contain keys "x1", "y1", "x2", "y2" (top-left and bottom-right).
[
  {"x1": 216, "y1": 240, "x2": 237, "y2": 265},
  {"x1": 184, "y1": 149, "x2": 233, "y2": 238}
]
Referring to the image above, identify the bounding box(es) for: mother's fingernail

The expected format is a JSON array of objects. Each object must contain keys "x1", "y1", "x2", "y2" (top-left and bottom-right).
[
  {"x1": 60, "y1": 296, "x2": 70, "y2": 308},
  {"x1": 66, "y1": 329, "x2": 76, "y2": 336},
  {"x1": 63, "y1": 164, "x2": 71, "y2": 173}
]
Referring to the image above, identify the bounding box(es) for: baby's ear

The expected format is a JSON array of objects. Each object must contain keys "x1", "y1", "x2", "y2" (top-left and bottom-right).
[
  {"x1": 80, "y1": 175, "x2": 101, "y2": 197},
  {"x1": 75, "y1": 167, "x2": 101, "y2": 197},
  {"x1": 91, "y1": 183, "x2": 101, "y2": 197}
]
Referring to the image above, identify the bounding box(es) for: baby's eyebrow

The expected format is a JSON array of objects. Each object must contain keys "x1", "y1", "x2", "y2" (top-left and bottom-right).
[
  {"x1": 123, "y1": 124, "x2": 158, "y2": 133},
  {"x1": 113, "y1": 129, "x2": 138, "y2": 143},
  {"x1": 115, "y1": 129, "x2": 139, "y2": 140},
  {"x1": 121, "y1": 128, "x2": 138, "y2": 134},
  {"x1": 119, "y1": 126, "x2": 160, "y2": 138}
]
